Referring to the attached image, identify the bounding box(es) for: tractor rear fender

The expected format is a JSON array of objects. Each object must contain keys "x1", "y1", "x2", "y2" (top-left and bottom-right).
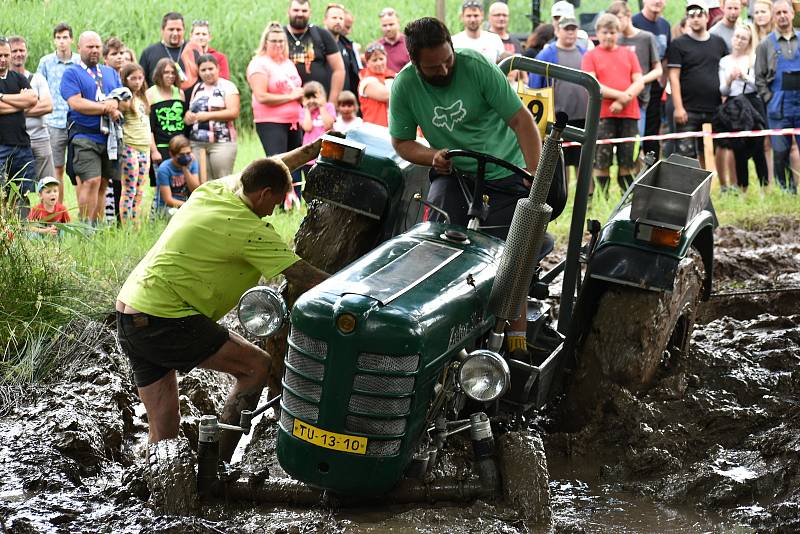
[{"x1": 588, "y1": 209, "x2": 714, "y2": 299}]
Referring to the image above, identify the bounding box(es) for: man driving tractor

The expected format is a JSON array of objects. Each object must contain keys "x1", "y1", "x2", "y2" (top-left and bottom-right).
[
  {"x1": 389, "y1": 16, "x2": 559, "y2": 355},
  {"x1": 116, "y1": 146, "x2": 328, "y2": 463}
]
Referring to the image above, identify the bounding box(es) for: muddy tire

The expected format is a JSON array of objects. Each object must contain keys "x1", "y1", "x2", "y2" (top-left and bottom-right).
[
  {"x1": 497, "y1": 432, "x2": 551, "y2": 523},
  {"x1": 146, "y1": 437, "x2": 198, "y2": 515},
  {"x1": 565, "y1": 250, "x2": 705, "y2": 422}
]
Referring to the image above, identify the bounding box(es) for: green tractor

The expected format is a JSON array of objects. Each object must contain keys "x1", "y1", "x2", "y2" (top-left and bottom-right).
[{"x1": 189, "y1": 57, "x2": 715, "y2": 516}]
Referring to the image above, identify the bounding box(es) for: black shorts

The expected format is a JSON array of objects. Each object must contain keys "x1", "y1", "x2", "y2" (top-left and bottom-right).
[
  {"x1": 116, "y1": 311, "x2": 230, "y2": 388},
  {"x1": 594, "y1": 117, "x2": 639, "y2": 170}
]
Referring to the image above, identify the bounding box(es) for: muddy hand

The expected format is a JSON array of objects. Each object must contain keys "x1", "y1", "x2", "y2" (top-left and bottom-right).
[{"x1": 276, "y1": 138, "x2": 323, "y2": 172}]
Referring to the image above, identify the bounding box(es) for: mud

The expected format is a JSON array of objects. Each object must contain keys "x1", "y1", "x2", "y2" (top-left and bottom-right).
[{"x1": 1, "y1": 218, "x2": 799, "y2": 532}]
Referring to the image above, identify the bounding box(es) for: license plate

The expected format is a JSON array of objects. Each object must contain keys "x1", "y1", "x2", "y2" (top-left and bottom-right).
[{"x1": 292, "y1": 419, "x2": 368, "y2": 455}]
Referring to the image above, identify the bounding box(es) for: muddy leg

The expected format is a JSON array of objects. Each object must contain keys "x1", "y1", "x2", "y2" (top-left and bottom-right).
[
  {"x1": 199, "y1": 331, "x2": 271, "y2": 462},
  {"x1": 138, "y1": 370, "x2": 180, "y2": 443}
]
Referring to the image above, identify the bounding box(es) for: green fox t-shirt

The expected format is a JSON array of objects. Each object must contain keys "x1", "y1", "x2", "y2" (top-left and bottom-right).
[
  {"x1": 118, "y1": 174, "x2": 299, "y2": 320},
  {"x1": 389, "y1": 48, "x2": 525, "y2": 181}
]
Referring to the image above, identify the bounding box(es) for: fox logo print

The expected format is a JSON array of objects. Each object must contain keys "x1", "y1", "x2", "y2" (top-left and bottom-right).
[{"x1": 432, "y1": 100, "x2": 467, "y2": 132}]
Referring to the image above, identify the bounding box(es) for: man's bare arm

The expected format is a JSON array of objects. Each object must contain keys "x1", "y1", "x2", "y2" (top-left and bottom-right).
[
  {"x1": 282, "y1": 259, "x2": 330, "y2": 291},
  {"x1": 26, "y1": 92, "x2": 52, "y2": 117}
]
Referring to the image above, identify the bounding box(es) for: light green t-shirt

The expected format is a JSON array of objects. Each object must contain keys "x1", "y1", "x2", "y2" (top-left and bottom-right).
[
  {"x1": 389, "y1": 48, "x2": 524, "y2": 181},
  {"x1": 118, "y1": 174, "x2": 299, "y2": 320}
]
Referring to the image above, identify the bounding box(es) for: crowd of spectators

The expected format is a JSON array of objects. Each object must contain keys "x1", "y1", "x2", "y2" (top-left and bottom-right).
[
  {"x1": 2, "y1": 0, "x2": 798, "y2": 235},
  {"x1": 527, "y1": 0, "x2": 799, "y2": 194}
]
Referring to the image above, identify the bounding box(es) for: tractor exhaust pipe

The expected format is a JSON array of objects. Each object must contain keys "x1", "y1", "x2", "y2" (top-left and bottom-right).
[{"x1": 488, "y1": 112, "x2": 568, "y2": 344}]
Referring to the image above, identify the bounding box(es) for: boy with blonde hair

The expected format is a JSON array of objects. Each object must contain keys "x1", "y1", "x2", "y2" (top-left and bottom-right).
[{"x1": 581, "y1": 13, "x2": 644, "y2": 194}]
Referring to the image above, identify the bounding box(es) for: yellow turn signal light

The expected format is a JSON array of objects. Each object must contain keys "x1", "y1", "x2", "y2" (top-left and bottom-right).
[
  {"x1": 319, "y1": 135, "x2": 366, "y2": 166},
  {"x1": 635, "y1": 221, "x2": 682, "y2": 248},
  {"x1": 320, "y1": 140, "x2": 345, "y2": 160},
  {"x1": 336, "y1": 313, "x2": 357, "y2": 334}
]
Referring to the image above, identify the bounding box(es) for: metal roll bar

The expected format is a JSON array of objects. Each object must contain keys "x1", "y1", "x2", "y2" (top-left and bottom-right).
[{"x1": 498, "y1": 56, "x2": 602, "y2": 334}]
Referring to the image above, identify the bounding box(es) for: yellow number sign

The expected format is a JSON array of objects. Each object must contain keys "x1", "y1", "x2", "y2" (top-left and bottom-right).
[{"x1": 516, "y1": 80, "x2": 554, "y2": 139}]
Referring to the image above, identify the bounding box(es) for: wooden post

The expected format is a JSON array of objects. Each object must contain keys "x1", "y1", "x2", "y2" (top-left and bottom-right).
[
  {"x1": 702, "y1": 122, "x2": 715, "y2": 172},
  {"x1": 436, "y1": 0, "x2": 446, "y2": 23}
]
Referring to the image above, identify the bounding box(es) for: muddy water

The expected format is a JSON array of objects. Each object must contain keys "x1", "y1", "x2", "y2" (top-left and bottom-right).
[{"x1": 1, "y1": 219, "x2": 799, "y2": 533}]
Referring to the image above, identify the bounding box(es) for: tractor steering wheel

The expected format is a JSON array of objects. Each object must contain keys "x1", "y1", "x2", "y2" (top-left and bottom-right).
[
  {"x1": 444, "y1": 149, "x2": 533, "y2": 222},
  {"x1": 444, "y1": 149, "x2": 532, "y2": 182}
]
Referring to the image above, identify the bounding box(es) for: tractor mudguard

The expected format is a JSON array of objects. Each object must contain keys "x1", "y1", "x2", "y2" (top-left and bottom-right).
[
  {"x1": 588, "y1": 207, "x2": 715, "y2": 298},
  {"x1": 305, "y1": 161, "x2": 392, "y2": 220}
]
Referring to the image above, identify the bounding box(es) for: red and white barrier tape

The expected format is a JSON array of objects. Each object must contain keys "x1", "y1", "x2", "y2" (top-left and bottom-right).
[{"x1": 561, "y1": 127, "x2": 800, "y2": 147}]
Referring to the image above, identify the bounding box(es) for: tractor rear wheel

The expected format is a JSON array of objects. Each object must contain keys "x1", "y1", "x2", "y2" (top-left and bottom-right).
[{"x1": 564, "y1": 250, "x2": 705, "y2": 424}]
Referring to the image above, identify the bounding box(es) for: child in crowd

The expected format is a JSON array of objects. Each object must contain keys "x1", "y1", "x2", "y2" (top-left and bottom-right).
[
  {"x1": 120, "y1": 63, "x2": 152, "y2": 224},
  {"x1": 297, "y1": 81, "x2": 335, "y2": 209},
  {"x1": 334, "y1": 90, "x2": 363, "y2": 133},
  {"x1": 358, "y1": 43, "x2": 396, "y2": 127},
  {"x1": 581, "y1": 13, "x2": 643, "y2": 196},
  {"x1": 28, "y1": 177, "x2": 70, "y2": 236},
  {"x1": 154, "y1": 135, "x2": 200, "y2": 213}
]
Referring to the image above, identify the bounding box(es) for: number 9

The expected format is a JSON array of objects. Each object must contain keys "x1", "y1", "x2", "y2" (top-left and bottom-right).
[{"x1": 527, "y1": 99, "x2": 544, "y2": 124}]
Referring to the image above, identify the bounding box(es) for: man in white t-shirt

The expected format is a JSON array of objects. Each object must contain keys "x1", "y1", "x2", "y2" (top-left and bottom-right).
[{"x1": 451, "y1": 0, "x2": 505, "y2": 63}]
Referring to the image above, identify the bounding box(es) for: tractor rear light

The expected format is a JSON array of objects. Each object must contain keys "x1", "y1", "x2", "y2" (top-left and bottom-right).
[
  {"x1": 319, "y1": 135, "x2": 366, "y2": 166},
  {"x1": 635, "y1": 220, "x2": 682, "y2": 248}
]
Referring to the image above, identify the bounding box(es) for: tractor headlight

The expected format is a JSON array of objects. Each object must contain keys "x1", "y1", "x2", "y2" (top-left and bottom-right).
[
  {"x1": 457, "y1": 350, "x2": 510, "y2": 403},
  {"x1": 237, "y1": 286, "x2": 288, "y2": 338}
]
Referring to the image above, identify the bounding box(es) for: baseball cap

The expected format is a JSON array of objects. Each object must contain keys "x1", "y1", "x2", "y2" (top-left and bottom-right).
[
  {"x1": 559, "y1": 17, "x2": 579, "y2": 29},
  {"x1": 462, "y1": 0, "x2": 483, "y2": 11},
  {"x1": 37, "y1": 176, "x2": 59, "y2": 192},
  {"x1": 551, "y1": 1, "x2": 576, "y2": 19},
  {"x1": 686, "y1": 0, "x2": 709, "y2": 12}
]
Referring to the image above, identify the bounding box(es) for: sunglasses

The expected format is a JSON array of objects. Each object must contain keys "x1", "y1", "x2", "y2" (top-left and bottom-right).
[
  {"x1": 462, "y1": 0, "x2": 482, "y2": 8},
  {"x1": 338, "y1": 101, "x2": 356, "y2": 106},
  {"x1": 379, "y1": 7, "x2": 396, "y2": 17},
  {"x1": 192, "y1": 20, "x2": 209, "y2": 27},
  {"x1": 366, "y1": 43, "x2": 386, "y2": 54},
  {"x1": 686, "y1": 8, "x2": 706, "y2": 17}
]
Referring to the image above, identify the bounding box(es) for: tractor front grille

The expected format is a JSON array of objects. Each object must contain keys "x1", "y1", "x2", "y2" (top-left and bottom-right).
[
  {"x1": 366, "y1": 439, "x2": 401, "y2": 456},
  {"x1": 345, "y1": 415, "x2": 407, "y2": 436},
  {"x1": 348, "y1": 394, "x2": 411, "y2": 416},
  {"x1": 286, "y1": 347, "x2": 325, "y2": 381},
  {"x1": 284, "y1": 369, "x2": 322, "y2": 402},
  {"x1": 352, "y1": 374, "x2": 415, "y2": 394},
  {"x1": 280, "y1": 409, "x2": 294, "y2": 433},
  {"x1": 291, "y1": 330, "x2": 328, "y2": 358},
  {"x1": 346, "y1": 352, "x2": 419, "y2": 457},
  {"x1": 357, "y1": 352, "x2": 419, "y2": 373},
  {"x1": 283, "y1": 389, "x2": 319, "y2": 422},
  {"x1": 282, "y1": 328, "x2": 327, "y2": 423}
]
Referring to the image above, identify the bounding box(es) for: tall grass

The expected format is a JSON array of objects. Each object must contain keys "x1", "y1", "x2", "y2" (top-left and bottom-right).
[{"x1": 2, "y1": 0, "x2": 683, "y2": 128}]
